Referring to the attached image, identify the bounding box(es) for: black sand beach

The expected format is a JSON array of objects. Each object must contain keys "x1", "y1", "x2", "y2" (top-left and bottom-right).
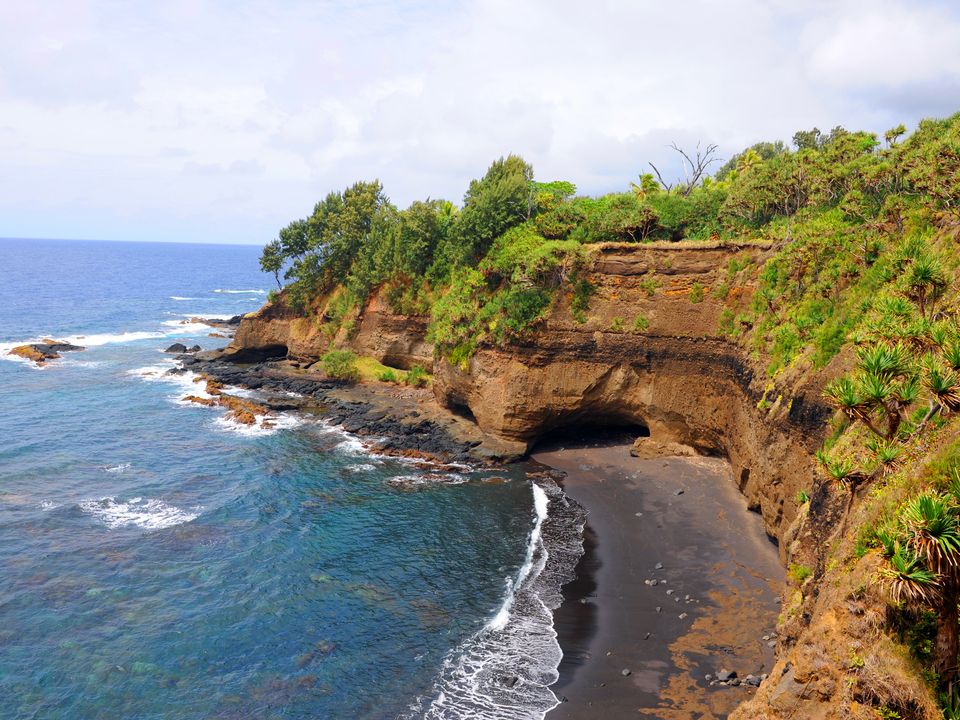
[{"x1": 533, "y1": 438, "x2": 783, "y2": 719}]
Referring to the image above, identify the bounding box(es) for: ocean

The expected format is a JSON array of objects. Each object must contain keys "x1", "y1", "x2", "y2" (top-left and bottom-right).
[{"x1": 0, "y1": 238, "x2": 581, "y2": 720}]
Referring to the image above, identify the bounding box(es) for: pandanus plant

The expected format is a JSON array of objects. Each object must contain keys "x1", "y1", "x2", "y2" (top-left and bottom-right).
[
  {"x1": 879, "y1": 485, "x2": 960, "y2": 683},
  {"x1": 905, "y1": 255, "x2": 948, "y2": 320},
  {"x1": 824, "y1": 343, "x2": 917, "y2": 440}
]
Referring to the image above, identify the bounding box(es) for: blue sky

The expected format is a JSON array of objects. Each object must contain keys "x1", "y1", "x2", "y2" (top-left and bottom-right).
[{"x1": 2, "y1": 0, "x2": 959, "y2": 245}]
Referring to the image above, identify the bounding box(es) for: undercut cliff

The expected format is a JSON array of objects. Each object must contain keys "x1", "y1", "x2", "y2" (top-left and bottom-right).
[{"x1": 220, "y1": 241, "x2": 940, "y2": 719}]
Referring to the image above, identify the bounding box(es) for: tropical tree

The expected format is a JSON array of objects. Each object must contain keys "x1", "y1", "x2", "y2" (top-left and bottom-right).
[
  {"x1": 885, "y1": 123, "x2": 907, "y2": 148},
  {"x1": 904, "y1": 255, "x2": 948, "y2": 320},
  {"x1": 879, "y1": 486, "x2": 960, "y2": 683},
  {"x1": 824, "y1": 343, "x2": 917, "y2": 440},
  {"x1": 630, "y1": 173, "x2": 661, "y2": 201},
  {"x1": 259, "y1": 239, "x2": 284, "y2": 289}
]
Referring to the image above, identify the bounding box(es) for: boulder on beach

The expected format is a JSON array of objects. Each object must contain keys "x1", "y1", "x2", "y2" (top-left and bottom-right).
[
  {"x1": 630, "y1": 437, "x2": 697, "y2": 459},
  {"x1": 9, "y1": 339, "x2": 85, "y2": 365},
  {"x1": 165, "y1": 343, "x2": 188, "y2": 353}
]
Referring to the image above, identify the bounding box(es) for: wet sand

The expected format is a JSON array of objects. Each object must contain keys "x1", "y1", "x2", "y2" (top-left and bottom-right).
[{"x1": 533, "y1": 438, "x2": 783, "y2": 719}]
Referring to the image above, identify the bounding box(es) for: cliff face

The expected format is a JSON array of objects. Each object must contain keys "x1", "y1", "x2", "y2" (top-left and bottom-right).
[
  {"x1": 229, "y1": 244, "x2": 826, "y2": 545},
  {"x1": 226, "y1": 290, "x2": 432, "y2": 369},
  {"x1": 225, "y1": 242, "x2": 938, "y2": 718},
  {"x1": 433, "y1": 243, "x2": 827, "y2": 542}
]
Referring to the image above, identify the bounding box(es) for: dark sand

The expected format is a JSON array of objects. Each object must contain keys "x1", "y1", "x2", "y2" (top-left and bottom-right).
[{"x1": 533, "y1": 439, "x2": 783, "y2": 719}]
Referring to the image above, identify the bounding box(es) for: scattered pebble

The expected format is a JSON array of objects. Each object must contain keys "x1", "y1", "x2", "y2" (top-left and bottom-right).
[
  {"x1": 656, "y1": 606, "x2": 662, "y2": 613},
  {"x1": 666, "y1": 589, "x2": 674, "y2": 596},
  {"x1": 654, "y1": 562, "x2": 663, "y2": 570},
  {"x1": 679, "y1": 613, "x2": 688, "y2": 619},
  {"x1": 621, "y1": 668, "x2": 632, "y2": 677},
  {"x1": 674, "y1": 489, "x2": 685, "y2": 496}
]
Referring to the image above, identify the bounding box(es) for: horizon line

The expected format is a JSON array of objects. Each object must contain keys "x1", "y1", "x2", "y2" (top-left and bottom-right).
[{"x1": 0, "y1": 235, "x2": 264, "y2": 247}]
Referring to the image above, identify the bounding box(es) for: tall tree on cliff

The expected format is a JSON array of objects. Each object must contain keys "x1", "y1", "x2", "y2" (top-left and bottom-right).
[{"x1": 432, "y1": 155, "x2": 533, "y2": 275}]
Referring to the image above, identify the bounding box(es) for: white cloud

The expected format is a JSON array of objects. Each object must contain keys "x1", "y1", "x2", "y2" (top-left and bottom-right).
[{"x1": 0, "y1": 0, "x2": 957, "y2": 243}]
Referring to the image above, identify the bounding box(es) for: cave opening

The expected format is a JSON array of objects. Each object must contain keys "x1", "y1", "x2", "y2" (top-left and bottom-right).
[
  {"x1": 531, "y1": 415, "x2": 649, "y2": 453},
  {"x1": 228, "y1": 344, "x2": 288, "y2": 363}
]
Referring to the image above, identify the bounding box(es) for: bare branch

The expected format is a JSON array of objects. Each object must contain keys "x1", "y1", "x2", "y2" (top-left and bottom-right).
[
  {"x1": 648, "y1": 162, "x2": 672, "y2": 192},
  {"x1": 669, "y1": 141, "x2": 721, "y2": 196}
]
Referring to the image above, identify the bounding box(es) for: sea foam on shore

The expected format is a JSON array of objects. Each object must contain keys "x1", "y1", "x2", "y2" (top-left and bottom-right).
[{"x1": 406, "y1": 479, "x2": 586, "y2": 720}]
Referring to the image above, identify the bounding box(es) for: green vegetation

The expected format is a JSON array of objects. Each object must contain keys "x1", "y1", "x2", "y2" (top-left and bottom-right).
[
  {"x1": 320, "y1": 349, "x2": 360, "y2": 382},
  {"x1": 689, "y1": 282, "x2": 704, "y2": 304},
  {"x1": 259, "y1": 113, "x2": 960, "y2": 369},
  {"x1": 876, "y1": 483, "x2": 960, "y2": 682},
  {"x1": 377, "y1": 368, "x2": 399, "y2": 383},
  {"x1": 405, "y1": 365, "x2": 429, "y2": 388},
  {"x1": 788, "y1": 563, "x2": 813, "y2": 584}
]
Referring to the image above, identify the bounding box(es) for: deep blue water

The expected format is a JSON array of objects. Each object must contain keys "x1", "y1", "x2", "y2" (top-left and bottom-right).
[{"x1": 0, "y1": 239, "x2": 556, "y2": 720}]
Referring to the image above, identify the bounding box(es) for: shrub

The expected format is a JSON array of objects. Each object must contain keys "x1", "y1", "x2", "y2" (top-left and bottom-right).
[
  {"x1": 633, "y1": 315, "x2": 650, "y2": 332},
  {"x1": 610, "y1": 317, "x2": 625, "y2": 332},
  {"x1": 405, "y1": 365, "x2": 429, "y2": 388},
  {"x1": 689, "y1": 282, "x2": 705, "y2": 303},
  {"x1": 377, "y1": 368, "x2": 399, "y2": 383},
  {"x1": 571, "y1": 277, "x2": 595, "y2": 324},
  {"x1": 789, "y1": 563, "x2": 813, "y2": 584},
  {"x1": 639, "y1": 275, "x2": 659, "y2": 297},
  {"x1": 321, "y1": 349, "x2": 360, "y2": 382}
]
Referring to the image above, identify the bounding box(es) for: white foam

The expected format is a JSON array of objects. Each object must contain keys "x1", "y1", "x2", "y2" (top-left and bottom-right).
[
  {"x1": 61, "y1": 359, "x2": 105, "y2": 369},
  {"x1": 160, "y1": 320, "x2": 217, "y2": 334},
  {"x1": 80, "y1": 496, "x2": 200, "y2": 530},
  {"x1": 169, "y1": 296, "x2": 198, "y2": 301},
  {"x1": 38, "y1": 500, "x2": 59, "y2": 511},
  {"x1": 405, "y1": 480, "x2": 585, "y2": 720},
  {"x1": 335, "y1": 436, "x2": 370, "y2": 455},
  {"x1": 104, "y1": 463, "x2": 132, "y2": 474},
  {"x1": 176, "y1": 313, "x2": 236, "y2": 320},
  {"x1": 0, "y1": 320, "x2": 219, "y2": 366},
  {"x1": 387, "y1": 473, "x2": 469, "y2": 488},
  {"x1": 488, "y1": 484, "x2": 548, "y2": 631},
  {"x1": 127, "y1": 364, "x2": 215, "y2": 403},
  {"x1": 212, "y1": 412, "x2": 304, "y2": 437},
  {"x1": 0, "y1": 331, "x2": 163, "y2": 364},
  {"x1": 213, "y1": 288, "x2": 264, "y2": 294},
  {"x1": 345, "y1": 463, "x2": 379, "y2": 473}
]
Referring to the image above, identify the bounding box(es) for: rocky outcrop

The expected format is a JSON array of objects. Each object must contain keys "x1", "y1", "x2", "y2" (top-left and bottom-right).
[
  {"x1": 9, "y1": 339, "x2": 85, "y2": 365},
  {"x1": 224, "y1": 290, "x2": 431, "y2": 367}
]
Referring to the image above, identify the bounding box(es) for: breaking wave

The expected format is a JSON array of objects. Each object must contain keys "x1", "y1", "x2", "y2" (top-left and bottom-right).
[{"x1": 404, "y1": 479, "x2": 586, "y2": 720}]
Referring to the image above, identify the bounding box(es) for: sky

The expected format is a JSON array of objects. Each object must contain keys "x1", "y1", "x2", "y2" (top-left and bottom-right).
[{"x1": 2, "y1": 0, "x2": 959, "y2": 245}]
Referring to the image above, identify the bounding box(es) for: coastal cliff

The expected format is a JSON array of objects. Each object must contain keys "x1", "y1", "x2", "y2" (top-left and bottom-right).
[{"x1": 217, "y1": 240, "x2": 938, "y2": 718}]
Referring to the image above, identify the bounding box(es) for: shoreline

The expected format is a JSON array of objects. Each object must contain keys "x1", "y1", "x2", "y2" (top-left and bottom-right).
[{"x1": 533, "y1": 436, "x2": 783, "y2": 719}]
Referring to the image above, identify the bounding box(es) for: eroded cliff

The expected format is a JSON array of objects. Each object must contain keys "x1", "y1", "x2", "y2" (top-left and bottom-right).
[{"x1": 221, "y1": 241, "x2": 939, "y2": 718}]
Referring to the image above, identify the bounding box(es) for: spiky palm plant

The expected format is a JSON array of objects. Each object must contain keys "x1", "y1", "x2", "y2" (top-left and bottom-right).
[
  {"x1": 926, "y1": 366, "x2": 960, "y2": 413},
  {"x1": 900, "y1": 493, "x2": 960, "y2": 573},
  {"x1": 825, "y1": 377, "x2": 867, "y2": 421},
  {"x1": 857, "y1": 342, "x2": 913, "y2": 380},
  {"x1": 905, "y1": 255, "x2": 948, "y2": 319},
  {"x1": 930, "y1": 321, "x2": 957, "y2": 351},
  {"x1": 944, "y1": 341, "x2": 960, "y2": 372},
  {"x1": 870, "y1": 440, "x2": 900, "y2": 467},
  {"x1": 879, "y1": 490, "x2": 960, "y2": 682},
  {"x1": 879, "y1": 544, "x2": 940, "y2": 605}
]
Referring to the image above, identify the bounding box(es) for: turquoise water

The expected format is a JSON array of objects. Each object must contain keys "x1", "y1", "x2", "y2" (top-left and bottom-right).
[{"x1": 0, "y1": 239, "x2": 558, "y2": 719}]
